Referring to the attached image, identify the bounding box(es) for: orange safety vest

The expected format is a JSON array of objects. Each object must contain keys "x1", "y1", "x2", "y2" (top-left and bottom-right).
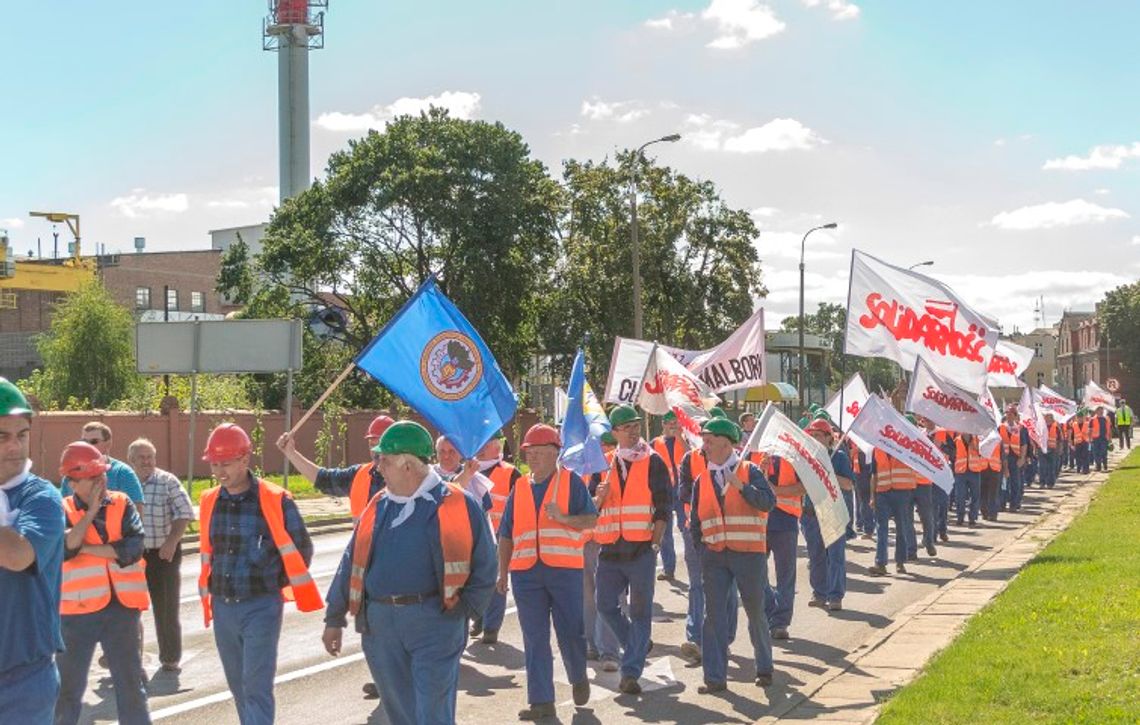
[
  {"x1": 348, "y1": 464, "x2": 375, "y2": 524},
  {"x1": 1071, "y1": 420, "x2": 1088, "y2": 445},
  {"x1": 348, "y1": 482, "x2": 474, "y2": 614},
  {"x1": 999, "y1": 424, "x2": 1022, "y2": 458},
  {"x1": 198, "y1": 480, "x2": 324, "y2": 627},
  {"x1": 953, "y1": 436, "x2": 988, "y2": 473},
  {"x1": 1046, "y1": 422, "x2": 1059, "y2": 449},
  {"x1": 593, "y1": 456, "x2": 655, "y2": 544},
  {"x1": 486, "y1": 462, "x2": 519, "y2": 531},
  {"x1": 1090, "y1": 416, "x2": 1109, "y2": 440},
  {"x1": 873, "y1": 450, "x2": 918, "y2": 491},
  {"x1": 61, "y1": 493, "x2": 149, "y2": 615},
  {"x1": 509, "y1": 469, "x2": 585, "y2": 570},
  {"x1": 847, "y1": 441, "x2": 862, "y2": 475},
  {"x1": 650, "y1": 436, "x2": 685, "y2": 484},
  {"x1": 696, "y1": 461, "x2": 767, "y2": 553},
  {"x1": 766, "y1": 457, "x2": 803, "y2": 517}
]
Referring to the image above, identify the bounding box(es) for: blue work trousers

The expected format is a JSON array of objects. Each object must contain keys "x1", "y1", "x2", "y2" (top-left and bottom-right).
[
  {"x1": 764, "y1": 527, "x2": 798, "y2": 630},
  {"x1": 1092, "y1": 438, "x2": 1109, "y2": 470},
  {"x1": 1076, "y1": 443, "x2": 1090, "y2": 474},
  {"x1": 874, "y1": 488, "x2": 914, "y2": 567},
  {"x1": 481, "y1": 588, "x2": 507, "y2": 633},
  {"x1": 361, "y1": 594, "x2": 467, "y2": 725},
  {"x1": 596, "y1": 548, "x2": 656, "y2": 680},
  {"x1": 854, "y1": 471, "x2": 875, "y2": 534},
  {"x1": 582, "y1": 541, "x2": 620, "y2": 658},
  {"x1": 980, "y1": 470, "x2": 1001, "y2": 520},
  {"x1": 954, "y1": 472, "x2": 981, "y2": 524},
  {"x1": 700, "y1": 548, "x2": 772, "y2": 685},
  {"x1": 512, "y1": 564, "x2": 588, "y2": 705},
  {"x1": 212, "y1": 594, "x2": 284, "y2": 725},
  {"x1": 657, "y1": 505, "x2": 678, "y2": 575},
  {"x1": 1, "y1": 657, "x2": 58, "y2": 725},
  {"x1": 681, "y1": 527, "x2": 738, "y2": 646},
  {"x1": 800, "y1": 508, "x2": 846, "y2": 603},
  {"x1": 1039, "y1": 450, "x2": 1057, "y2": 488},
  {"x1": 933, "y1": 485, "x2": 949, "y2": 537},
  {"x1": 56, "y1": 600, "x2": 149, "y2": 725},
  {"x1": 1005, "y1": 459, "x2": 1024, "y2": 510},
  {"x1": 909, "y1": 485, "x2": 934, "y2": 557}
]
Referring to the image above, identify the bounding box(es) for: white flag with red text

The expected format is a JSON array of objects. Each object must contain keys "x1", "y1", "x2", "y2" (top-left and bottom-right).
[
  {"x1": 985, "y1": 340, "x2": 1035, "y2": 388},
  {"x1": 1082, "y1": 380, "x2": 1117, "y2": 412},
  {"x1": 746, "y1": 403, "x2": 849, "y2": 547},
  {"x1": 848, "y1": 395, "x2": 954, "y2": 493},
  {"x1": 906, "y1": 357, "x2": 999, "y2": 436},
  {"x1": 1018, "y1": 386, "x2": 1048, "y2": 451},
  {"x1": 844, "y1": 250, "x2": 999, "y2": 394},
  {"x1": 1033, "y1": 385, "x2": 1077, "y2": 423},
  {"x1": 638, "y1": 345, "x2": 719, "y2": 447},
  {"x1": 824, "y1": 373, "x2": 873, "y2": 455}
]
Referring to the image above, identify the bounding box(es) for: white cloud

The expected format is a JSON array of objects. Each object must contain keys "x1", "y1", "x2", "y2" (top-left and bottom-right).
[
  {"x1": 1132, "y1": 235, "x2": 1140, "y2": 246},
  {"x1": 315, "y1": 91, "x2": 482, "y2": 132},
  {"x1": 702, "y1": 0, "x2": 786, "y2": 48},
  {"x1": 685, "y1": 114, "x2": 824, "y2": 153},
  {"x1": 1042, "y1": 142, "x2": 1140, "y2": 171},
  {"x1": 206, "y1": 186, "x2": 278, "y2": 211},
  {"x1": 750, "y1": 206, "x2": 780, "y2": 218},
  {"x1": 644, "y1": 9, "x2": 694, "y2": 30},
  {"x1": 990, "y1": 199, "x2": 1129, "y2": 231},
  {"x1": 109, "y1": 190, "x2": 190, "y2": 218},
  {"x1": 1095, "y1": 188, "x2": 1110, "y2": 195},
  {"x1": 580, "y1": 98, "x2": 650, "y2": 123},
  {"x1": 1, "y1": 217, "x2": 24, "y2": 229},
  {"x1": 802, "y1": 0, "x2": 860, "y2": 21}
]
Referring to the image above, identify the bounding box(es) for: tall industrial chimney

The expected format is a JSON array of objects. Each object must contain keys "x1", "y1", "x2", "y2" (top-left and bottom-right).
[{"x1": 264, "y1": 1, "x2": 327, "y2": 203}]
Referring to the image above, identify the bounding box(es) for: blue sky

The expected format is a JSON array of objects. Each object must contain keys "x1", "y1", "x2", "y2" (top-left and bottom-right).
[{"x1": 2, "y1": 1, "x2": 1138, "y2": 332}]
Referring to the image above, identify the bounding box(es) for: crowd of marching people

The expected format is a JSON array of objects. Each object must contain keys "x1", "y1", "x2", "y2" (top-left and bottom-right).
[{"x1": 0, "y1": 369, "x2": 1132, "y2": 725}]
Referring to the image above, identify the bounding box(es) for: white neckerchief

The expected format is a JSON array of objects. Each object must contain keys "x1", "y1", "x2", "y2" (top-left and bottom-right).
[
  {"x1": 434, "y1": 463, "x2": 461, "y2": 481},
  {"x1": 0, "y1": 460, "x2": 32, "y2": 527},
  {"x1": 706, "y1": 452, "x2": 740, "y2": 493},
  {"x1": 386, "y1": 469, "x2": 442, "y2": 529},
  {"x1": 616, "y1": 440, "x2": 651, "y2": 463},
  {"x1": 476, "y1": 456, "x2": 502, "y2": 473}
]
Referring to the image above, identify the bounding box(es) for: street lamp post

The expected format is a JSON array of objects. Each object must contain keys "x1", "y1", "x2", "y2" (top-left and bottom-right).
[
  {"x1": 908, "y1": 260, "x2": 935, "y2": 271},
  {"x1": 630, "y1": 133, "x2": 681, "y2": 339},
  {"x1": 798, "y1": 222, "x2": 838, "y2": 409}
]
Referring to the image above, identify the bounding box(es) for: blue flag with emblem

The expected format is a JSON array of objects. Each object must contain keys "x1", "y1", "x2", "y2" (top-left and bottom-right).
[
  {"x1": 559, "y1": 348, "x2": 611, "y2": 475},
  {"x1": 354, "y1": 277, "x2": 518, "y2": 459}
]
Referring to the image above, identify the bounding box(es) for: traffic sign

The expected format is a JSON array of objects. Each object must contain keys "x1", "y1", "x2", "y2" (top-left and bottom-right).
[{"x1": 1106, "y1": 377, "x2": 1120, "y2": 392}]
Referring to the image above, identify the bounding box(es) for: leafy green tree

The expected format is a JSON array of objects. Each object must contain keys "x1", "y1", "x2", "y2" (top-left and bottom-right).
[
  {"x1": 21, "y1": 279, "x2": 142, "y2": 408},
  {"x1": 1099, "y1": 281, "x2": 1140, "y2": 377},
  {"x1": 216, "y1": 234, "x2": 255, "y2": 307},
  {"x1": 542, "y1": 153, "x2": 766, "y2": 380},
  {"x1": 781, "y1": 302, "x2": 898, "y2": 393}
]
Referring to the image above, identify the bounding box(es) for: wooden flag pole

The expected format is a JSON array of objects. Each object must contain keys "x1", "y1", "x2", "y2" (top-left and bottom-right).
[{"x1": 288, "y1": 361, "x2": 357, "y2": 436}]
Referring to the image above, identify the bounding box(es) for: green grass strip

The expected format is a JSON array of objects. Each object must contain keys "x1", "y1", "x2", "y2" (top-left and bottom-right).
[{"x1": 877, "y1": 449, "x2": 1140, "y2": 724}]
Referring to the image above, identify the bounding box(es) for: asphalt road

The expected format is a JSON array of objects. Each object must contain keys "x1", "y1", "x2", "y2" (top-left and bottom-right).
[{"x1": 70, "y1": 467, "x2": 1100, "y2": 724}]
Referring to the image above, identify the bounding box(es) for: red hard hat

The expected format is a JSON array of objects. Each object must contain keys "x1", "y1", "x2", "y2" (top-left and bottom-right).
[
  {"x1": 521, "y1": 424, "x2": 561, "y2": 449},
  {"x1": 59, "y1": 441, "x2": 110, "y2": 480},
  {"x1": 804, "y1": 419, "x2": 834, "y2": 436},
  {"x1": 202, "y1": 423, "x2": 252, "y2": 462},
  {"x1": 366, "y1": 415, "x2": 395, "y2": 440}
]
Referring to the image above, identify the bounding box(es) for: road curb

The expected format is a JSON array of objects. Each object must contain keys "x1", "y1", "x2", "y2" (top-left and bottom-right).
[{"x1": 178, "y1": 516, "x2": 355, "y2": 556}]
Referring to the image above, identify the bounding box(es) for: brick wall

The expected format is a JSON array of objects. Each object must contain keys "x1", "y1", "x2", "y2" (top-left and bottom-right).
[
  {"x1": 100, "y1": 250, "x2": 240, "y2": 317},
  {"x1": 0, "y1": 290, "x2": 66, "y2": 380}
]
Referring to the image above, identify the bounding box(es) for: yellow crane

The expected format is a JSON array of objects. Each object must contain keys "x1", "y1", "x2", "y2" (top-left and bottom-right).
[{"x1": 0, "y1": 212, "x2": 96, "y2": 308}]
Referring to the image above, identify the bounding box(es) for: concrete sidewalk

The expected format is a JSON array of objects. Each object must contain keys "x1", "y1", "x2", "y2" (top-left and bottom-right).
[{"x1": 756, "y1": 449, "x2": 1128, "y2": 725}]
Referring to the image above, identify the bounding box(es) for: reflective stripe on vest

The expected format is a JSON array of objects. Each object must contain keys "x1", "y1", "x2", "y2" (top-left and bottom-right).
[
  {"x1": 198, "y1": 480, "x2": 324, "y2": 627},
  {"x1": 874, "y1": 450, "x2": 918, "y2": 491},
  {"x1": 348, "y1": 482, "x2": 474, "y2": 615},
  {"x1": 348, "y1": 463, "x2": 374, "y2": 523},
  {"x1": 593, "y1": 455, "x2": 655, "y2": 544},
  {"x1": 954, "y1": 436, "x2": 988, "y2": 473},
  {"x1": 61, "y1": 493, "x2": 149, "y2": 615},
  {"x1": 509, "y1": 469, "x2": 584, "y2": 570},
  {"x1": 767, "y1": 458, "x2": 802, "y2": 517},
  {"x1": 696, "y1": 462, "x2": 767, "y2": 553},
  {"x1": 487, "y1": 462, "x2": 519, "y2": 530}
]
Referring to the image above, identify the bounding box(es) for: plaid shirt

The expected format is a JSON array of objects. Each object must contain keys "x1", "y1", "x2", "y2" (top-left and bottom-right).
[
  {"x1": 206, "y1": 475, "x2": 314, "y2": 601},
  {"x1": 140, "y1": 467, "x2": 195, "y2": 550}
]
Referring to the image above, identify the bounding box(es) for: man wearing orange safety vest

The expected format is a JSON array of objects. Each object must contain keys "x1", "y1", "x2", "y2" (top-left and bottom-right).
[
  {"x1": 55, "y1": 441, "x2": 150, "y2": 725},
  {"x1": 1071, "y1": 409, "x2": 1091, "y2": 474},
  {"x1": 200, "y1": 423, "x2": 317, "y2": 725},
  {"x1": 998, "y1": 406, "x2": 1030, "y2": 512},
  {"x1": 496, "y1": 424, "x2": 597, "y2": 720},
  {"x1": 909, "y1": 417, "x2": 945, "y2": 558},
  {"x1": 690, "y1": 417, "x2": 777, "y2": 693},
  {"x1": 593, "y1": 404, "x2": 672, "y2": 695},
  {"x1": 952, "y1": 433, "x2": 988, "y2": 527},
  {"x1": 867, "y1": 447, "x2": 919, "y2": 577},
  {"x1": 322, "y1": 421, "x2": 495, "y2": 725},
  {"x1": 650, "y1": 410, "x2": 687, "y2": 581},
  {"x1": 1039, "y1": 412, "x2": 1060, "y2": 489},
  {"x1": 1089, "y1": 406, "x2": 1113, "y2": 472},
  {"x1": 471, "y1": 432, "x2": 522, "y2": 644},
  {"x1": 763, "y1": 448, "x2": 804, "y2": 640}
]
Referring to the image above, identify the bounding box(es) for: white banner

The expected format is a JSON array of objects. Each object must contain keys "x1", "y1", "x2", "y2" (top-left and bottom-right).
[
  {"x1": 638, "y1": 346, "x2": 719, "y2": 447},
  {"x1": 1018, "y1": 386, "x2": 1048, "y2": 452},
  {"x1": 824, "y1": 373, "x2": 873, "y2": 456},
  {"x1": 979, "y1": 386, "x2": 1002, "y2": 426},
  {"x1": 848, "y1": 395, "x2": 954, "y2": 493},
  {"x1": 844, "y1": 250, "x2": 999, "y2": 394},
  {"x1": 979, "y1": 428, "x2": 1002, "y2": 458},
  {"x1": 985, "y1": 340, "x2": 1034, "y2": 388},
  {"x1": 1082, "y1": 380, "x2": 1117, "y2": 412},
  {"x1": 1034, "y1": 385, "x2": 1077, "y2": 423},
  {"x1": 906, "y1": 357, "x2": 999, "y2": 436},
  {"x1": 746, "y1": 403, "x2": 849, "y2": 547},
  {"x1": 603, "y1": 308, "x2": 766, "y2": 403}
]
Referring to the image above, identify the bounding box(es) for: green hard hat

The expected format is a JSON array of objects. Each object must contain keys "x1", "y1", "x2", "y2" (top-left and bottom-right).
[
  {"x1": 702, "y1": 417, "x2": 741, "y2": 443},
  {"x1": 808, "y1": 403, "x2": 822, "y2": 412},
  {"x1": 709, "y1": 406, "x2": 728, "y2": 419},
  {"x1": 662, "y1": 410, "x2": 677, "y2": 423},
  {"x1": 0, "y1": 378, "x2": 32, "y2": 417},
  {"x1": 905, "y1": 413, "x2": 918, "y2": 425},
  {"x1": 609, "y1": 404, "x2": 641, "y2": 427},
  {"x1": 373, "y1": 420, "x2": 434, "y2": 460},
  {"x1": 813, "y1": 410, "x2": 833, "y2": 422}
]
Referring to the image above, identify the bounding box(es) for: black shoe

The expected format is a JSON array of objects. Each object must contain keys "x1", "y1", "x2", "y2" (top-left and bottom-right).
[
  {"x1": 518, "y1": 702, "x2": 556, "y2": 721},
  {"x1": 362, "y1": 682, "x2": 379, "y2": 698},
  {"x1": 938, "y1": 532, "x2": 949, "y2": 543},
  {"x1": 825, "y1": 600, "x2": 843, "y2": 612},
  {"x1": 470, "y1": 622, "x2": 483, "y2": 638},
  {"x1": 572, "y1": 679, "x2": 591, "y2": 706},
  {"x1": 808, "y1": 596, "x2": 826, "y2": 608},
  {"x1": 755, "y1": 673, "x2": 774, "y2": 687},
  {"x1": 646, "y1": 639, "x2": 654, "y2": 654},
  {"x1": 968, "y1": 521, "x2": 978, "y2": 528},
  {"x1": 586, "y1": 647, "x2": 600, "y2": 661},
  {"x1": 698, "y1": 681, "x2": 727, "y2": 694},
  {"x1": 896, "y1": 563, "x2": 908, "y2": 574},
  {"x1": 926, "y1": 544, "x2": 938, "y2": 557},
  {"x1": 770, "y1": 627, "x2": 789, "y2": 640},
  {"x1": 657, "y1": 572, "x2": 674, "y2": 581},
  {"x1": 906, "y1": 554, "x2": 918, "y2": 562},
  {"x1": 618, "y1": 676, "x2": 642, "y2": 694},
  {"x1": 481, "y1": 629, "x2": 499, "y2": 644},
  {"x1": 867, "y1": 564, "x2": 887, "y2": 577}
]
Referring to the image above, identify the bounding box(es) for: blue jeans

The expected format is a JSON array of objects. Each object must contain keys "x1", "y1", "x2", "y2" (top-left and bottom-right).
[
  {"x1": 658, "y1": 506, "x2": 678, "y2": 575},
  {"x1": 582, "y1": 541, "x2": 620, "y2": 658},
  {"x1": 213, "y1": 595, "x2": 284, "y2": 725},
  {"x1": 800, "y1": 508, "x2": 846, "y2": 602},
  {"x1": 1092, "y1": 438, "x2": 1108, "y2": 470},
  {"x1": 56, "y1": 600, "x2": 149, "y2": 725},
  {"x1": 909, "y1": 485, "x2": 934, "y2": 556},
  {"x1": 513, "y1": 564, "x2": 588, "y2": 704},
  {"x1": 954, "y1": 472, "x2": 981, "y2": 524},
  {"x1": 980, "y1": 470, "x2": 1001, "y2": 520},
  {"x1": 765, "y1": 527, "x2": 798, "y2": 630},
  {"x1": 854, "y1": 471, "x2": 875, "y2": 534},
  {"x1": 1076, "y1": 443, "x2": 1090, "y2": 474},
  {"x1": 875, "y1": 488, "x2": 915, "y2": 567},
  {"x1": 933, "y1": 485, "x2": 949, "y2": 536},
  {"x1": 700, "y1": 548, "x2": 772, "y2": 684},
  {"x1": 596, "y1": 548, "x2": 656, "y2": 679},
  {"x1": 1039, "y1": 450, "x2": 1057, "y2": 488},
  {"x1": 1005, "y1": 460, "x2": 1024, "y2": 510},
  {"x1": 361, "y1": 594, "x2": 467, "y2": 725},
  {"x1": 1, "y1": 657, "x2": 58, "y2": 725}
]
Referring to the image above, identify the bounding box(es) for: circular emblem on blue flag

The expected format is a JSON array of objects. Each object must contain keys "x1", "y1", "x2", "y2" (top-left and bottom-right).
[{"x1": 420, "y1": 331, "x2": 483, "y2": 401}]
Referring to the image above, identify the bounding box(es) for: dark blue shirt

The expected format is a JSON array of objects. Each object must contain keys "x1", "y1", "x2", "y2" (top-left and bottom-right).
[
  {"x1": 498, "y1": 470, "x2": 597, "y2": 540},
  {"x1": 689, "y1": 458, "x2": 775, "y2": 547},
  {"x1": 63, "y1": 494, "x2": 145, "y2": 568},
  {"x1": 206, "y1": 475, "x2": 314, "y2": 601},
  {"x1": 593, "y1": 452, "x2": 672, "y2": 561},
  {"x1": 314, "y1": 463, "x2": 387, "y2": 501},
  {"x1": 0, "y1": 474, "x2": 64, "y2": 674}
]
